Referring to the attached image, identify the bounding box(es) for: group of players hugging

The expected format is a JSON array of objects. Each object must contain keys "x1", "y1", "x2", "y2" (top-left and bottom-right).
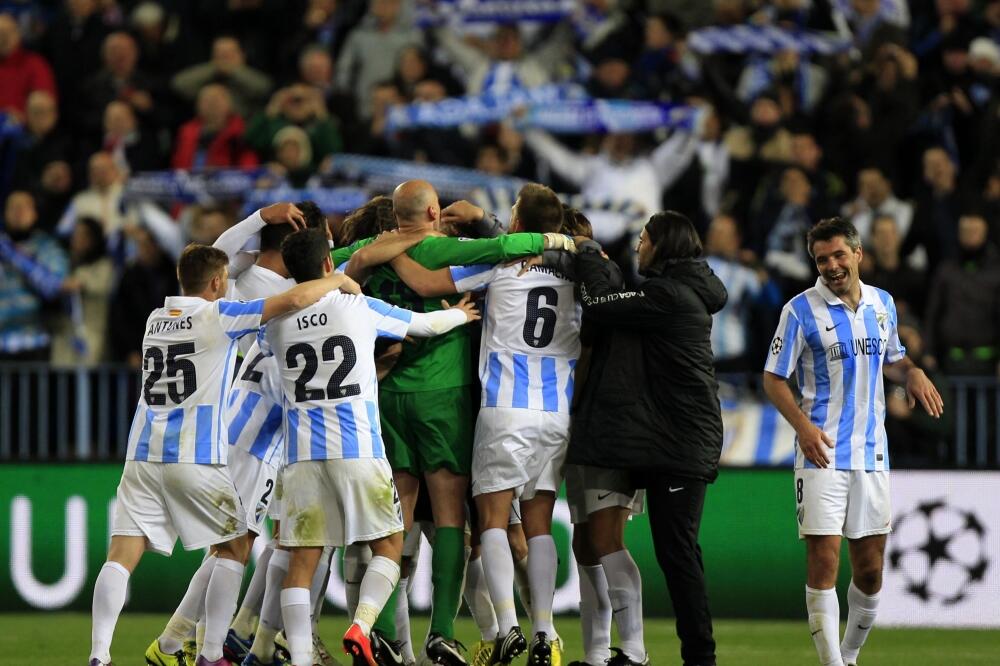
[{"x1": 88, "y1": 179, "x2": 659, "y2": 666}]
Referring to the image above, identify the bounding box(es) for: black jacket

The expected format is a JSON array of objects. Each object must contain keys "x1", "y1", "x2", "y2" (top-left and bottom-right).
[{"x1": 568, "y1": 243, "x2": 728, "y2": 483}]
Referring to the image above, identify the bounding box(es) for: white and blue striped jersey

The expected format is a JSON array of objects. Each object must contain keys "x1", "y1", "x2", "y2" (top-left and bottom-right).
[
  {"x1": 126, "y1": 296, "x2": 265, "y2": 465},
  {"x1": 259, "y1": 293, "x2": 413, "y2": 464},
  {"x1": 225, "y1": 341, "x2": 285, "y2": 468},
  {"x1": 452, "y1": 263, "x2": 581, "y2": 413},
  {"x1": 764, "y1": 278, "x2": 906, "y2": 471},
  {"x1": 227, "y1": 264, "x2": 295, "y2": 355}
]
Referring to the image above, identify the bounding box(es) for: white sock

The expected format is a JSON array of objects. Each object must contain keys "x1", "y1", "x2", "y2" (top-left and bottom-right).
[
  {"x1": 600, "y1": 549, "x2": 645, "y2": 661},
  {"x1": 280, "y1": 587, "x2": 313, "y2": 666},
  {"x1": 527, "y1": 535, "x2": 557, "y2": 636},
  {"x1": 249, "y1": 548, "x2": 289, "y2": 659},
  {"x1": 480, "y1": 527, "x2": 518, "y2": 633},
  {"x1": 310, "y1": 546, "x2": 333, "y2": 629},
  {"x1": 841, "y1": 582, "x2": 879, "y2": 664},
  {"x1": 90, "y1": 561, "x2": 130, "y2": 663},
  {"x1": 464, "y1": 556, "x2": 499, "y2": 640},
  {"x1": 232, "y1": 543, "x2": 273, "y2": 639},
  {"x1": 201, "y1": 557, "x2": 245, "y2": 661},
  {"x1": 514, "y1": 554, "x2": 532, "y2": 618},
  {"x1": 806, "y1": 586, "x2": 844, "y2": 666},
  {"x1": 396, "y1": 577, "x2": 415, "y2": 662},
  {"x1": 343, "y1": 543, "x2": 371, "y2": 619},
  {"x1": 578, "y1": 564, "x2": 612, "y2": 664},
  {"x1": 355, "y1": 555, "x2": 401, "y2": 635},
  {"x1": 160, "y1": 555, "x2": 216, "y2": 653}
]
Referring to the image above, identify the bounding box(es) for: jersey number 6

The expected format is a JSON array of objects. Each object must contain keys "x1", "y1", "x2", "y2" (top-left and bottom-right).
[{"x1": 523, "y1": 286, "x2": 558, "y2": 349}]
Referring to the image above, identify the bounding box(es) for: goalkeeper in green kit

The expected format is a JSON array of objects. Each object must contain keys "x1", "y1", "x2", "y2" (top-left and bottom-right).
[{"x1": 331, "y1": 180, "x2": 575, "y2": 665}]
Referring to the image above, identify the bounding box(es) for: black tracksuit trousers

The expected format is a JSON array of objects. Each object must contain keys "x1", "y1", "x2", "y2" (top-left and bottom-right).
[{"x1": 645, "y1": 477, "x2": 717, "y2": 666}]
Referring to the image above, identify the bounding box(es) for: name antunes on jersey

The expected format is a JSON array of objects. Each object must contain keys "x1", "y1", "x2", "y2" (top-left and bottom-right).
[{"x1": 146, "y1": 317, "x2": 194, "y2": 335}]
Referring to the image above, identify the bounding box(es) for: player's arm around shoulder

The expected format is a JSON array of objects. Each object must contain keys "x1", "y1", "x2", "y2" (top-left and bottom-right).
[
  {"x1": 390, "y1": 253, "x2": 458, "y2": 297},
  {"x1": 574, "y1": 240, "x2": 668, "y2": 327},
  {"x1": 261, "y1": 272, "x2": 362, "y2": 323},
  {"x1": 344, "y1": 229, "x2": 435, "y2": 283}
]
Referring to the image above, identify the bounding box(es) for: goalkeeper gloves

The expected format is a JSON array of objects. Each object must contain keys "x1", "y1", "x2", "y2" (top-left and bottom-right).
[{"x1": 542, "y1": 233, "x2": 577, "y2": 252}]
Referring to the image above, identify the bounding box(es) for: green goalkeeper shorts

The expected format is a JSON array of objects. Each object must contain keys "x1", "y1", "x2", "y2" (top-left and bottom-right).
[{"x1": 379, "y1": 386, "x2": 477, "y2": 476}]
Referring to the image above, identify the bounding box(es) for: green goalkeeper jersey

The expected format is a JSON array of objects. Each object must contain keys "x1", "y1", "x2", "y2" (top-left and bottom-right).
[{"x1": 331, "y1": 232, "x2": 545, "y2": 393}]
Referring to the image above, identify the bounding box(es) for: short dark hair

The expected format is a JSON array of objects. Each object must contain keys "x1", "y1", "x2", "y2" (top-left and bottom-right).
[
  {"x1": 177, "y1": 243, "x2": 229, "y2": 294},
  {"x1": 341, "y1": 196, "x2": 396, "y2": 245},
  {"x1": 297, "y1": 200, "x2": 326, "y2": 229},
  {"x1": 806, "y1": 217, "x2": 861, "y2": 258},
  {"x1": 645, "y1": 210, "x2": 702, "y2": 261},
  {"x1": 560, "y1": 204, "x2": 593, "y2": 239},
  {"x1": 515, "y1": 183, "x2": 563, "y2": 233},
  {"x1": 260, "y1": 200, "x2": 326, "y2": 251},
  {"x1": 281, "y1": 228, "x2": 329, "y2": 283}
]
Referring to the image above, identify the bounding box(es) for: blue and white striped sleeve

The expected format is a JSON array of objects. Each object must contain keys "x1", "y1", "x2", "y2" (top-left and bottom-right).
[
  {"x1": 764, "y1": 304, "x2": 805, "y2": 378},
  {"x1": 364, "y1": 296, "x2": 413, "y2": 341},
  {"x1": 217, "y1": 299, "x2": 265, "y2": 340},
  {"x1": 449, "y1": 264, "x2": 497, "y2": 292},
  {"x1": 256, "y1": 326, "x2": 273, "y2": 357},
  {"x1": 885, "y1": 296, "x2": 906, "y2": 363}
]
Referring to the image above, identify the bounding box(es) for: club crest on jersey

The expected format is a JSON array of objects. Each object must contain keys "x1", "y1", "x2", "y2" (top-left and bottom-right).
[{"x1": 876, "y1": 311, "x2": 888, "y2": 332}]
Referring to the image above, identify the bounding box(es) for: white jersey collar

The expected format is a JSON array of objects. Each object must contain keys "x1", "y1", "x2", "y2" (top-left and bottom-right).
[{"x1": 814, "y1": 277, "x2": 877, "y2": 308}]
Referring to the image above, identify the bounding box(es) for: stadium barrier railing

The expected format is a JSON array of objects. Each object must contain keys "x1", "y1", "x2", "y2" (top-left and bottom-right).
[{"x1": 0, "y1": 364, "x2": 997, "y2": 468}]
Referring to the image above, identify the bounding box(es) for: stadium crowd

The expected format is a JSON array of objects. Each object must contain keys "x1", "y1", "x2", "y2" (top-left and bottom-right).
[{"x1": 0, "y1": 0, "x2": 998, "y2": 456}]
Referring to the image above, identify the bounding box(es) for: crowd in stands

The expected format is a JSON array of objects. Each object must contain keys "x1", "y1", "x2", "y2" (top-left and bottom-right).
[{"x1": 0, "y1": 0, "x2": 998, "y2": 422}]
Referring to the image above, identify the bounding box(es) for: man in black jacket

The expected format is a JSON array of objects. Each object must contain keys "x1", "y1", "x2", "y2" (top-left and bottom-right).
[{"x1": 569, "y1": 211, "x2": 727, "y2": 666}]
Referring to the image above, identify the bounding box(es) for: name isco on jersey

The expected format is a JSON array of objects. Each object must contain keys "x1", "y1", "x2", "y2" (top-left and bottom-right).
[
  {"x1": 296, "y1": 312, "x2": 328, "y2": 330},
  {"x1": 147, "y1": 317, "x2": 194, "y2": 335},
  {"x1": 826, "y1": 337, "x2": 886, "y2": 361}
]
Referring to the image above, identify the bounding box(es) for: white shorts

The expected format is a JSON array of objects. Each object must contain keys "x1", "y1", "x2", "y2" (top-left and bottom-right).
[
  {"x1": 471, "y1": 407, "x2": 568, "y2": 501},
  {"x1": 795, "y1": 469, "x2": 892, "y2": 540},
  {"x1": 279, "y1": 457, "x2": 403, "y2": 547},
  {"x1": 565, "y1": 464, "x2": 645, "y2": 525},
  {"x1": 112, "y1": 461, "x2": 247, "y2": 556},
  {"x1": 228, "y1": 448, "x2": 280, "y2": 535}
]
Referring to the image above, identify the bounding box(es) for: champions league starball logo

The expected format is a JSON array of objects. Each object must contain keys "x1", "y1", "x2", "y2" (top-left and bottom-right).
[
  {"x1": 888, "y1": 500, "x2": 990, "y2": 605},
  {"x1": 771, "y1": 337, "x2": 783, "y2": 356}
]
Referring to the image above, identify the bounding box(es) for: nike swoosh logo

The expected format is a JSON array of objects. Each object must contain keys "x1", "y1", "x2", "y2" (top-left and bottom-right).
[
  {"x1": 669, "y1": 486, "x2": 684, "y2": 493},
  {"x1": 858, "y1": 624, "x2": 872, "y2": 630},
  {"x1": 597, "y1": 491, "x2": 613, "y2": 500},
  {"x1": 811, "y1": 629, "x2": 822, "y2": 636},
  {"x1": 612, "y1": 606, "x2": 628, "y2": 614},
  {"x1": 825, "y1": 324, "x2": 840, "y2": 331}
]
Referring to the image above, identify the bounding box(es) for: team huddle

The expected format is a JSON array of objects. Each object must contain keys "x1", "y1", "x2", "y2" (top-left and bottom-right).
[{"x1": 87, "y1": 178, "x2": 944, "y2": 666}]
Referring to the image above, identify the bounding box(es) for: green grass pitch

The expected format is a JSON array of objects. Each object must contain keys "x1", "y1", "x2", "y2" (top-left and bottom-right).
[{"x1": 3, "y1": 613, "x2": 997, "y2": 665}]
